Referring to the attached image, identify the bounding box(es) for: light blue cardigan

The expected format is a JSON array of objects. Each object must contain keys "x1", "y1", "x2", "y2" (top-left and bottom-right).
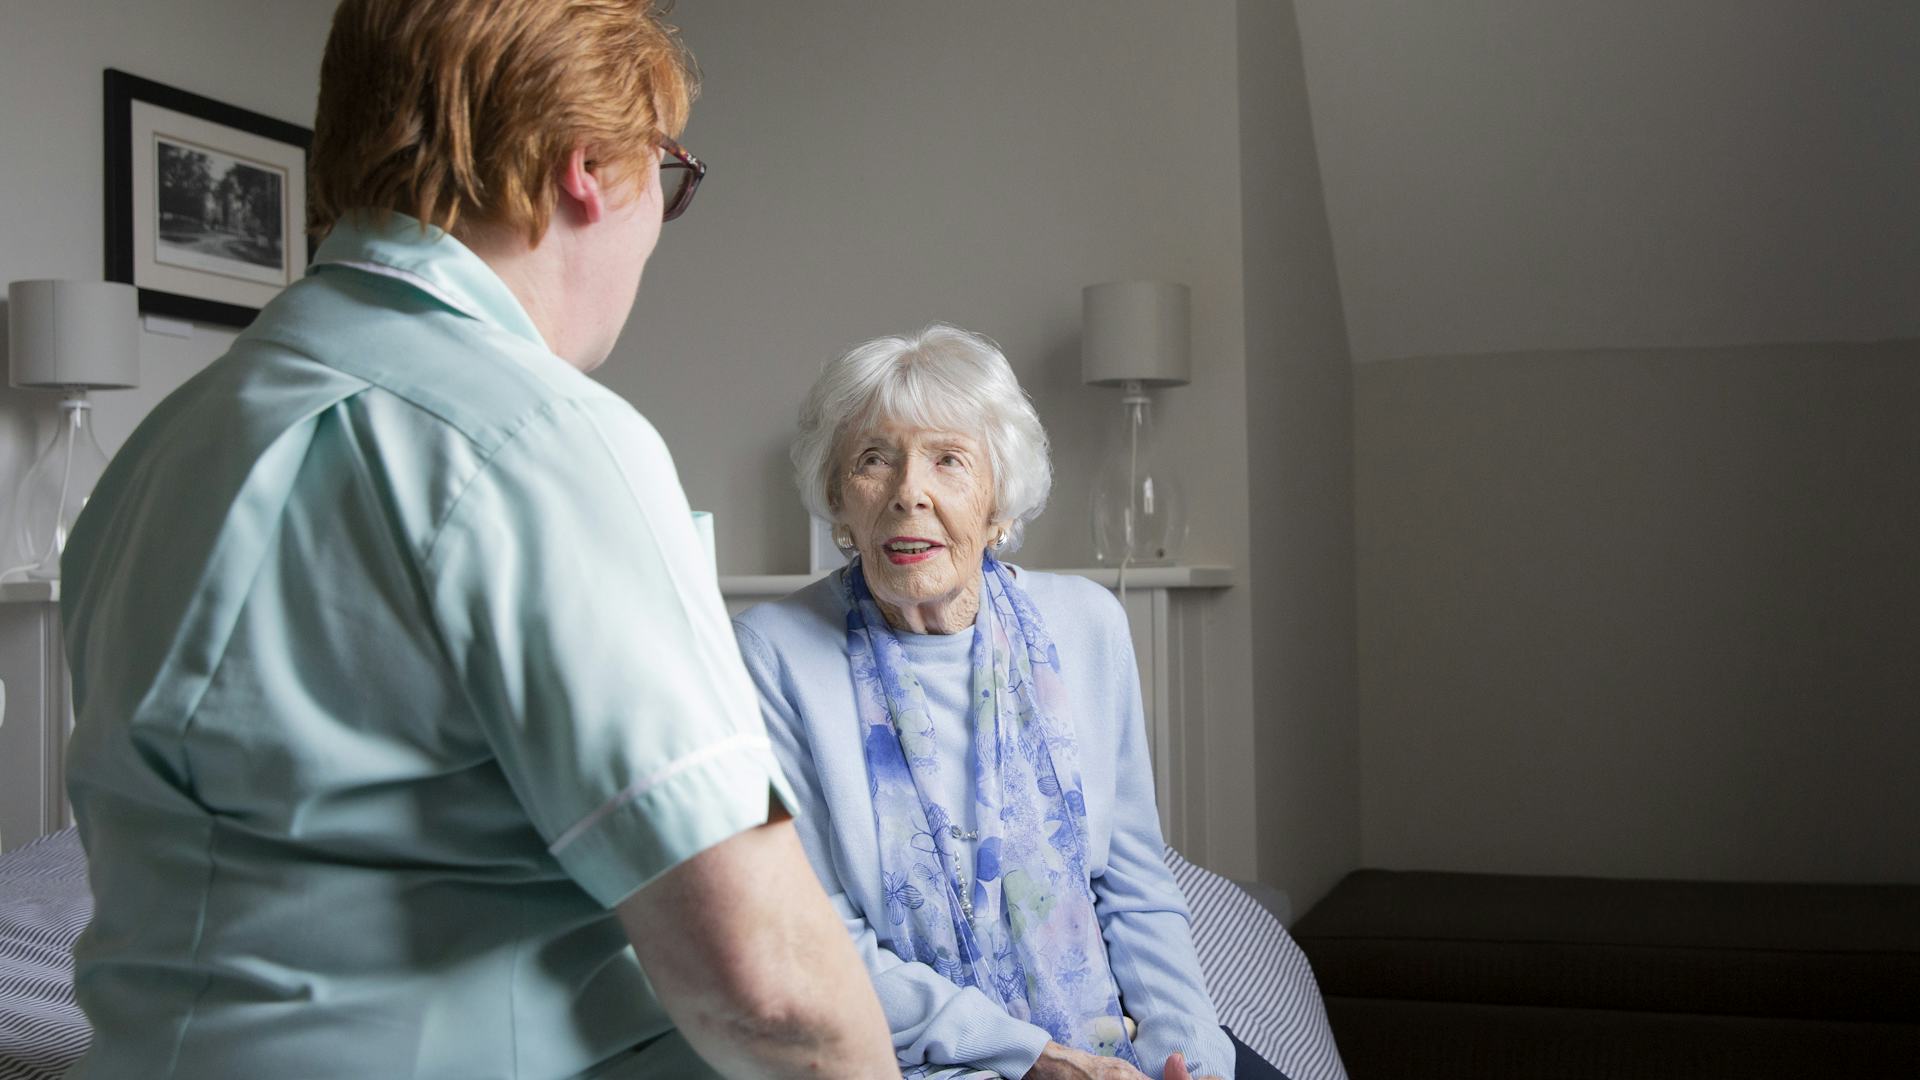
[{"x1": 733, "y1": 568, "x2": 1233, "y2": 1080}]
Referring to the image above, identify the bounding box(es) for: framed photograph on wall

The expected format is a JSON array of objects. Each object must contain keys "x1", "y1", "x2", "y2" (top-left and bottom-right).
[{"x1": 104, "y1": 69, "x2": 313, "y2": 328}]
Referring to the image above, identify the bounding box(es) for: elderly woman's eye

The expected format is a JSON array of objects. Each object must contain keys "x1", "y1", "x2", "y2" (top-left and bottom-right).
[{"x1": 938, "y1": 453, "x2": 964, "y2": 467}]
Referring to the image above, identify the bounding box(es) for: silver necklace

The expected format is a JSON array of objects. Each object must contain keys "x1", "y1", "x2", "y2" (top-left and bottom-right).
[{"x1": 946, "y1": 824, "x2": 980, "y2": 919}]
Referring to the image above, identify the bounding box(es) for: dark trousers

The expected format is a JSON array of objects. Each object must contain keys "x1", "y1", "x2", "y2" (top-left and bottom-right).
[{"x1": 1224, "y1": 1026, "x2": 1291, "y2": 1080}]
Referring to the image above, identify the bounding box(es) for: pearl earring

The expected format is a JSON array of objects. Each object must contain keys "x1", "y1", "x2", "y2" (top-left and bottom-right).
[{"x1": 833, "y1": 525, "x2": 856, "y2": 551}]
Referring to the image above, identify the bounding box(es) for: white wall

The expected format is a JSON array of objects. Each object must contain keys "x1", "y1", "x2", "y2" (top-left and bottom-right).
[
  {"x1": 0, "y1": 0, "x2": 338, "y2": 551},
  {"x1": 1296, "y1": 0, "x2": 1920, "y2": 363}
]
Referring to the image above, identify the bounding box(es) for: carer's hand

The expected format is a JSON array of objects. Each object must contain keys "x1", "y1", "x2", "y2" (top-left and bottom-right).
[
  {"x1": 1163, "y1": 1050, "x2": 1226, "y2": 1080},
  {"x1": 1024, "y1": 1041, "x2": 1151, "y2": 1079}
]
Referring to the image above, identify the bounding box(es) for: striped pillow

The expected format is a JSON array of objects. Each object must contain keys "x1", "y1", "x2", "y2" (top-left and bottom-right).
[
  {"x1": 1167, "y1": 846, "x2": 1349, "y2": 1080},
  {"x1": 0, "y1": 829, "x2": 90, "y2": 1080}
]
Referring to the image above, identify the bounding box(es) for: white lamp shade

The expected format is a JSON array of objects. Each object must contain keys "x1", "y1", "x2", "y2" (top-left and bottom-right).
[
  {"x1": 7, "y1": 280, "x2": 140, "y2": 390},
  {"x1": 1081, "y1": 281, "x2": 1191, "y2": 387}
]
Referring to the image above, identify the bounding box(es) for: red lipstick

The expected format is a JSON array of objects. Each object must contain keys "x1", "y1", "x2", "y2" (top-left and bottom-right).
[{"x1": 881, "y1": 535, "x2": 943, "y2": 565}]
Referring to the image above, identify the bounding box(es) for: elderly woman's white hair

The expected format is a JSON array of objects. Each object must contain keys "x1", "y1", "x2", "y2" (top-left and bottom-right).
[{"x1": 793, "y1": 324, "x2": 1052, "y2": 552}]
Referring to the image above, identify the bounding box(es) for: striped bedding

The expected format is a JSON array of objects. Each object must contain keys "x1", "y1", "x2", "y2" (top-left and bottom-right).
[
  {"x1": 0, "y1": 831, "x2": 89, "y2": 1080},
  {"x1": 0, "y1": 831, "x2": 1344, "y2": 1079},
  {"x1": 1166, "y1": 848, "x2": 1349, "y2": 1080}
]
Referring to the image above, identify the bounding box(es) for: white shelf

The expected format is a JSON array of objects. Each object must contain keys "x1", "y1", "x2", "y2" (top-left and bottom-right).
[
  {"x1": 1037, "y1": 565, "x2": 1236, "y2": 589},
  {"x1": 0, "y1": 580, "x2": 58, "y2": 604},
  {"x1": 2, "y1": 568, "x2": 1234, "y2": 604},
  {"x1": 718, "y1": 565, "x2": 1234, "y2": 598},
  {"x1": 717, "y1": 573, "x2": 824, "y2": 597}
]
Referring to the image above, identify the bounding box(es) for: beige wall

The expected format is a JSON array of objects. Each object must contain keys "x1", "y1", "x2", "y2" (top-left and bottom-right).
[
  {"x1": 615, "y1": 1, "x2": 1254, "y2": 580},
  {"x1": 0, "y1": 1, "x2": 337, "y2": 536},
  {"x1": 1356, "y1": 343, "x2": 1920, "y2": 881},
  {"x1": 1237, "y1": 0, "x2": 1361, "y2": 909},
  {"x1": 2, "y1": 1, "x2": 1365, "y2": 890},
  {"x1": 1296, "y1": 0, "x2": 1920, "y2": 364},
  {"x1": 1298, "y1": 1, "x2": 1920, "y2": 884},
  {"x1": 0, "y1": 0, "x2": 335, "y2": 848},
  {"x1": 611, "y1": 0, "x2": 1268, "y2": 880}
]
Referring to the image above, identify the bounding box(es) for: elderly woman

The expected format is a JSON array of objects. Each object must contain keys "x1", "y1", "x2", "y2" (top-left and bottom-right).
[{"x1": 735, "y1": 327, "x2": 1282, "y2": 1080}]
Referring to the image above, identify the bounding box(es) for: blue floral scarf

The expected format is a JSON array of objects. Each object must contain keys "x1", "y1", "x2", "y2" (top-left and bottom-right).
[{"x1": 842, "y1": 554, "x2": 1139, "y2": 1076}]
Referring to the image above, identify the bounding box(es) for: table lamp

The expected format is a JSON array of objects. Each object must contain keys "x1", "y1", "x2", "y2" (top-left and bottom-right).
[
  {"x1": 5, "y1": 280, "x2": 139, "y2": 581},
  {"x1": 1082, "y1": 280, "x2": 1190, "y2": 566}
]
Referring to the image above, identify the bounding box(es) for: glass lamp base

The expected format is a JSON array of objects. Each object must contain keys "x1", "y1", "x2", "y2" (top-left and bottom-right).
[
  {"x1": 6, "y1": 394, "x2": 110, "y2": 582},
  {"x1": 1089, "y1": 392, "x2": 1186, "y2": 566}
]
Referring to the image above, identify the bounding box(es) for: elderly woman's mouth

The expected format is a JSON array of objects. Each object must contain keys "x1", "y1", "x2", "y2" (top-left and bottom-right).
[{"x1": 883, "y1": 537, "x2": 943, "y2": 564}]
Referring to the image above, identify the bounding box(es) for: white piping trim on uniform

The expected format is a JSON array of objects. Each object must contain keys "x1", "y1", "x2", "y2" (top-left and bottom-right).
[{"x1": 547, "y1": 732, "x2": 772, "y2": 855}]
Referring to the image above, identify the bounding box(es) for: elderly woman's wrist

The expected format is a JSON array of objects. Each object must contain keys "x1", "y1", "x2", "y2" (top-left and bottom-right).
[
  {"x1": 1129, "y1": 1016, "x2": 1228, "y2": 1079},
  {"x1": 994, "y1": 1023, "x2": 1055, "y2": 1079},
  {"x1": 1022, "y1": 1042, "x2": 1072, "y2": 1079}
]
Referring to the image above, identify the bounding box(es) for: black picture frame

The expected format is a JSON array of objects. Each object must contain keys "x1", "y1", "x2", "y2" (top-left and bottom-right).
[{"x1": 104, "y1": 69, "x2": 314, "y2": 328}]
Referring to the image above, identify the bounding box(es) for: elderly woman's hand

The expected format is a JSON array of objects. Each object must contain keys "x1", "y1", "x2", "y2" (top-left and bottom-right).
[
  {"x1": 1024, "y1": 1042, "x2": 1151, "y2": 1079},
  {"x1": 1162, "y1": 1050, "x2": 1226, "y2": 1080},
  {"x1": 1023, "y1": 1044, "x2": 1227, "y2": 1080}
]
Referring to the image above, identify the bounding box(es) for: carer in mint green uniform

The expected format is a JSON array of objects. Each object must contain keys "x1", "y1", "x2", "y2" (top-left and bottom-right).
[{"x1": 60, "y1": 214, "x2": 793, "y2": 1078}]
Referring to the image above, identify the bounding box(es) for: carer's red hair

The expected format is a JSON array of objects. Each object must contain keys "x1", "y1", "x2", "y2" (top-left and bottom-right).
[{"x1": 308, "y1": 0, "x2": 697, "y2": 243}]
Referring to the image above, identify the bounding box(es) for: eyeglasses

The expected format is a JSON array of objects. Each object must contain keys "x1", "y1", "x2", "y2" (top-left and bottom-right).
[{"x1": 660, "y1": 137, "x2": 705, "y2": 223}]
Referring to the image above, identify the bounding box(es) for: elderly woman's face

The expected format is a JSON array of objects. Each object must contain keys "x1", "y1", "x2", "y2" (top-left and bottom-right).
[{"x1": 837, "y1": 418, "x2": 1001, "y2": 621}]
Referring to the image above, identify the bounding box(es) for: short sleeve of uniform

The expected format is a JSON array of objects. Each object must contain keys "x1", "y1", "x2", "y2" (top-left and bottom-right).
[{"x1": 425, "y1": 395, "x2": 796, "y2": 908}]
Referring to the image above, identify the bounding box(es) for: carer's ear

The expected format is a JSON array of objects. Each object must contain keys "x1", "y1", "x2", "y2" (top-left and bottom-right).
[{"x1": 557, "y1": 146, "x2": 607, "y2": 225}]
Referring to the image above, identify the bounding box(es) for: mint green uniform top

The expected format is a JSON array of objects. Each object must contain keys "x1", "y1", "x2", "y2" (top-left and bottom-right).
[{"x1": 60, "y1": 214, "x2": 794, "y2": 1079}]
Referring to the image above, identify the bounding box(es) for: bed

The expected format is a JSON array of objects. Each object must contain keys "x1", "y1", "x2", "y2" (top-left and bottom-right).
[
  {"x1": 0, "y1": 832, "x2": 1344, "y2": 1079},
  {"x1": 0, "y1": 831, "x2": 88, "y2": 1080}
]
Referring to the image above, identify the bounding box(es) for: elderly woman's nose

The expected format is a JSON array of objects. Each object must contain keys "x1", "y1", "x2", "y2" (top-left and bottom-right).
[{"x1": 890, "y1": 456, "x2": 933, "y2": 509}]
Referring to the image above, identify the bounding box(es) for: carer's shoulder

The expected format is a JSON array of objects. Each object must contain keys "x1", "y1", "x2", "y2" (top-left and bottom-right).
[
  {"x1": 560, "y1": 391, "x2": 676, "y2": 462},
  {"x1": 248, "y1": 269, "x2": 621, "y2": 451}
]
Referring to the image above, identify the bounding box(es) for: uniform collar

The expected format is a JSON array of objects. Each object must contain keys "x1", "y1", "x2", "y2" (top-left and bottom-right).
[{"x1": 309, "y1": 212, "x2": 550, "y2": 353}]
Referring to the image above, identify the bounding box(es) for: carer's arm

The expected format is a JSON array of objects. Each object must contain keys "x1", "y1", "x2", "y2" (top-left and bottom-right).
[
  {"x1": 429, "y1": 408, "x2": 898, "y2": 1077},
  {"x1": 619, "y1": 795, "x2": 897, "y2": 1079}
]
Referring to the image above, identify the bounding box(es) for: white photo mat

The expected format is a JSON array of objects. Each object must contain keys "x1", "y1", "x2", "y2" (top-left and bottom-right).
[{"x1": 129, "y1": 99, "x2": 306, "y2": 310}]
